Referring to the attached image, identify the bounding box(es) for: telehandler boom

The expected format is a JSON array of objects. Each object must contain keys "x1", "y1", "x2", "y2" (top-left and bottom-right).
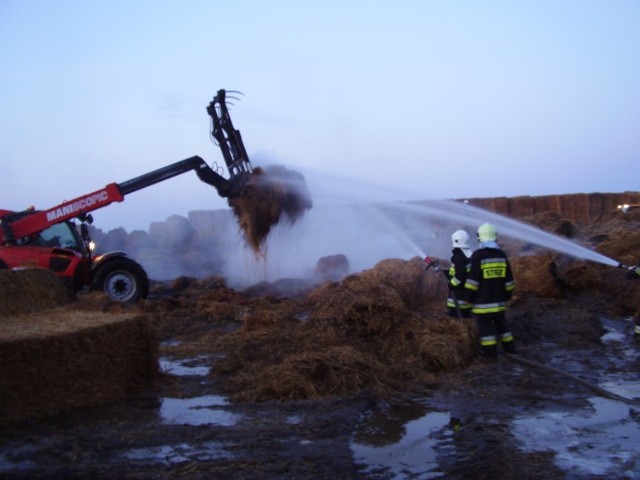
[{"x1": 0, "y1": 89, "x2": 252, "y2": 302}]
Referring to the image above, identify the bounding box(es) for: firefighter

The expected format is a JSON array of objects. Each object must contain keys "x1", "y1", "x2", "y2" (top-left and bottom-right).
[
  {"x1": 447, "y1": 229, "x2": 473, "y2": 318},
  {"x1": 464, "y1": 223, "x2": 516, "y2": 357},
  {"x1": 629, "y1": 266, "x2": 640, "y2": 336}
]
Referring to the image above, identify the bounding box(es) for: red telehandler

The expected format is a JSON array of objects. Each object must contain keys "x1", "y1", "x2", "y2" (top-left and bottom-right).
[{"x1": 0, "y1": 89, "x2": 252, "y2": 302}]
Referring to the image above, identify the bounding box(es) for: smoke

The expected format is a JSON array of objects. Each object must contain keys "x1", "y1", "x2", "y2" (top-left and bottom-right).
[
  {"x1": 100, "y1": 165, "x2": 621, "y2": 287},
  {"x1": 221, "y1": 200, "x2": 452, "y2": 289},
  {"x1": 219, "y1": 166, "x2": 458, "y2": 288}
]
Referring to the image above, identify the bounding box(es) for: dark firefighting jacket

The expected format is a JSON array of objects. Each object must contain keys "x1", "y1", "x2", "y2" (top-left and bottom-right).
[
  {"x1": 464, "y1": 246, "x2": 515, "y2": 315},
  {"x1": 448, "y1": 247, "x2": 472, "y2": 311}
]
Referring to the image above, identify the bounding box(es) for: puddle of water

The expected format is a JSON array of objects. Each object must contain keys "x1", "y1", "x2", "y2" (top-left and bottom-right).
[
  {"x1": 512, "y1": 317, "x2": 640, "y2": 477},
  {"x1": 159, "y1": 395, "x2": 242, "y2": 426},
  {"x1": 286, "y1": 415, "x2": 303, "y2": 425},
  {"x1": 0, "y1": 452, "x2": 35, "y2": 473},
  {"x1": 601, "y1": 317, "x2": 640, "y2": 364},
  {"x1": 123, "y1": 441, "x2": 234, "y2": 464},
  {"x1": 351, "y1": 407, "x2": 452, "y2": 479},
  {"x1": 512, "y1": 377, "x2": 640, "y2": 478},
  {"x1": 159, "y1": 356, "x2": 211, "y2": 376}
]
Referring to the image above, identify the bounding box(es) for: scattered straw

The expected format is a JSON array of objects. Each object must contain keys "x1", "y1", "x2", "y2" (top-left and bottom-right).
[{"x1": 228, "y1": 165, "x2": 312, "y2": 253}]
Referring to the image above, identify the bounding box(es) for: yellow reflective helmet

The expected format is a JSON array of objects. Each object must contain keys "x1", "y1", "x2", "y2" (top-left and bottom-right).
[{"x1": 477, "y1": 223, "x2": 497, "y2": 243}]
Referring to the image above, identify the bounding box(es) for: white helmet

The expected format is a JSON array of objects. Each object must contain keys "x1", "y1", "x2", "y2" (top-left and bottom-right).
[{"x1": 451, "y1": 230, "x2": 471, "y2": 249}]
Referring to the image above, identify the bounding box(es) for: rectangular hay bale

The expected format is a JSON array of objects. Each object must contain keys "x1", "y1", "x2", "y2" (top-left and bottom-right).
[{"x1": 0, "y1": 310, "x2": 159, "y2": 424}]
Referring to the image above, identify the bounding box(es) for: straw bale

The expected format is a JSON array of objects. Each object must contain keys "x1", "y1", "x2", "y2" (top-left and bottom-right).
[
  {"x1": 507, "y1": 196, "x2": 534, "y2": 217},
  {"x1": 314, "y1": 254, "x2": 350, "y2": 281},
  {"x1": 0, "y1": 269, "x2": 75, "y2": 317},
  {"x1": 0, "y1": 309, "x2": 158, "y2": 424},
  {"x1": 72, "y1": 291, "x2": 144, "y2": 314},
  {"x1": 524, "y1": 212, "x2": 581, "y2": 239},
  {"x1": 490, "y1": 197, "x2": 509, "y2": 214},
  {"x1": 543, "y1": 195, "x2": 562, "y2": 213},
  {"x1": 573, "y1": 194, "x2": 590, "y2": 224},
  {"x1": 588, "y1": 193, "x2": 604, "y2": 219}
]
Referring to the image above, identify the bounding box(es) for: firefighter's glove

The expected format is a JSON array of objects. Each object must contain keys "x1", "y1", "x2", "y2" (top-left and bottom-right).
[{"x1": 627, "y1": 266, "x2": 640, "y2": 280}]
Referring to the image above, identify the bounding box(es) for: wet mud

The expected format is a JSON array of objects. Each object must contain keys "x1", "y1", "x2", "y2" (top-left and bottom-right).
[{"x1": 1, "y1": 289, "x2": 639, "y2": 479}]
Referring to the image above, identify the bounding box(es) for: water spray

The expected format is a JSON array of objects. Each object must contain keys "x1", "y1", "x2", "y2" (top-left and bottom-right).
[
  {"x1": 365, "y1": 204, "x2": 427, "y2": 259},
  {"x1": 382, "y1": 199, "x2": 635, "y2": 270}
]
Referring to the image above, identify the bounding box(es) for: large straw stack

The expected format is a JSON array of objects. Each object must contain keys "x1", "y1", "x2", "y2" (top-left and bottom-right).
[{"x1": 0, "y1": 269, "x2": 158, "y2": 424}]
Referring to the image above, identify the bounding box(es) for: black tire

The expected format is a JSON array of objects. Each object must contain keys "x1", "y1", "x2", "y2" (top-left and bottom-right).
[{"x1": 92, "y1": 257, "x2": 149, "y2": 303}]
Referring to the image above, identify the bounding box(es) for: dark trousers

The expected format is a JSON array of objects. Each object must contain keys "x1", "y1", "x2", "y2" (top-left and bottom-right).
[
  {"x1": 447, "y1": 306, "x2": 472, "y2": 318},
  {"x1": 476, "y1": 313, "x2": 516, "y2": 357}
]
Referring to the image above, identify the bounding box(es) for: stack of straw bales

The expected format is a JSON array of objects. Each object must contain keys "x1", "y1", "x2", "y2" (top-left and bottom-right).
[{"x1": 0, "y1": 269, "x2": 158, "y2": 424}]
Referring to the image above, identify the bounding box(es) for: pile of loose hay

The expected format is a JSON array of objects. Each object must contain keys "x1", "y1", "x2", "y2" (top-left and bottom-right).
[
  {"x1": 208, "y1": 257, "x2": 476, "y2": 402},
  {"x1": 354, "y1": 257, "x2": 448, "y2": 310},
  {"x1": 228, "y1": 165, "x2": 312, "y2": 253},
  {"x1": 147, "y1": 203, "x2": 640, "y2": 404}
]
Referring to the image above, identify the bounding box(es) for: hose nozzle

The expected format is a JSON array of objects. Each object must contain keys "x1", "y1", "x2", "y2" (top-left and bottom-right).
[
  {"x1": 617, "y1": 262, "x2": 637, "y2": 271},
  {"x1": 618, "y1": 263, "x2": 640, "y2": 278},
  {"x1": 424, "y1": 256, "x2": 440, "y2": 272}
]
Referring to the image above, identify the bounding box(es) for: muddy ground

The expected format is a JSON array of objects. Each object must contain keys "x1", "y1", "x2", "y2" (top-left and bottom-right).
[
  {"x1": 1, "y1": 286, "x2": 639, "y2": 479},
  {"x1": 1, "y1": 210, "x2": 640, "y2": 479}
]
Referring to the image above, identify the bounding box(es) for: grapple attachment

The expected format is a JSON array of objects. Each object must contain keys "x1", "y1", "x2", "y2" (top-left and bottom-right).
[{"x1": 206, "y1": 89, "x2": 253, "y2": 198}]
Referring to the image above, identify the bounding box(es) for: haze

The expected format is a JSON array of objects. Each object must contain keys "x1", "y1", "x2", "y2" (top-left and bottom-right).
[{"x1": 1, "y1": 1, "x2": 639, "y2": 233}]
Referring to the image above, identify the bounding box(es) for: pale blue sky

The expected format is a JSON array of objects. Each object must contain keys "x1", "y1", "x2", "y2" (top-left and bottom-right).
[{"x1": 1, "y1": 1, "x2": 639, "y2": 231}]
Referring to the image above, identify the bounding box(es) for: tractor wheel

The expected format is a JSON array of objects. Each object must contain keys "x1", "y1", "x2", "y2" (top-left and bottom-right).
[{"x1": 92, "y1": 257, "x2": 149, "y2": 303}]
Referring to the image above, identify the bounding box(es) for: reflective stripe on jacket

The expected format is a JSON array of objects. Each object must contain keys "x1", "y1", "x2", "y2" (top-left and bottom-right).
[
  {"x1": 448, "y1": 247, "x2": 471, "y2": 290},
  {"x1": 464, "y1": 246, "x2": 514, "y2": 316}
]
